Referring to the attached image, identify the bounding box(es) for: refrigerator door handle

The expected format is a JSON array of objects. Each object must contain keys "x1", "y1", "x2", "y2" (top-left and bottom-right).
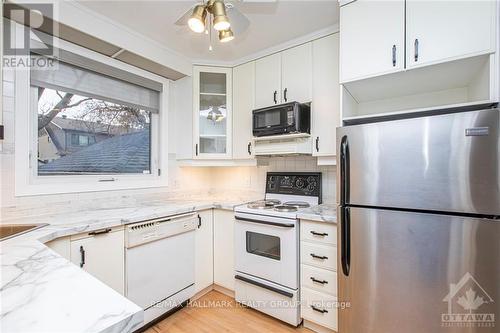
[
  {"x1": 340, "y1": 135, "x2": 350, "y2": 205},
  {"x1": 341, "y1": 207, "x2": 351, "y2": 276}
]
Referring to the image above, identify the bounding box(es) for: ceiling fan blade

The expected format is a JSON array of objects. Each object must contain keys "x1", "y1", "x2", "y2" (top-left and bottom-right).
[
  {"x1": 175, "y1": 6, "x2": 194, "y2": 26},
  {"x1": 227, "y1": 7, "x2": 250, "y2": 35}
]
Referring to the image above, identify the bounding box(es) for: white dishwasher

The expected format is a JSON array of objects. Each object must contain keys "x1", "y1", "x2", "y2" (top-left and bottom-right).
[{"x1": 125, "y1": 212, "x2": 197, "y2": 326}]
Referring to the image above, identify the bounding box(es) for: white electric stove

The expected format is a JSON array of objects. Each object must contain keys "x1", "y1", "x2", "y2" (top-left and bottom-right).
[{"x1": 234, "y1": 172, "x2": 322, "y2": 327}]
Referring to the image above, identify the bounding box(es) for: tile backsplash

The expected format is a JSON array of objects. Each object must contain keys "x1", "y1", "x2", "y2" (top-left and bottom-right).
[{"x1": 211, "y1": 156, "x2": 337, "y2": 204}]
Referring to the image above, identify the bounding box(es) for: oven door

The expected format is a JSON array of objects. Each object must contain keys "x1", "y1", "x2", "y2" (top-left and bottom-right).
[
  {"x1": 252, "y1": 104, "x2": 295, "y2": 137},
  {"x1": 234, "y1": 212, "x2": 299, "y2": 289}
]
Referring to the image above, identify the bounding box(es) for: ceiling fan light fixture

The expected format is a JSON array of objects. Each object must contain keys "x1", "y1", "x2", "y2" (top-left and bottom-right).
[
  {"x1": 188, "y1": 5, "x2": 207, "y2": 33},
  {"x1": 218, "y1": 28, "x2": 234, "y2": 43},
  {"x1": 211, "y1": 1, "x2": 230, "y2": 31}
]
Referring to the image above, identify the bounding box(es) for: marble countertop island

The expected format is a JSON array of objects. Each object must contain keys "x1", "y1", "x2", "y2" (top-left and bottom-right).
[
  {"x1": 297, "y1": 204, "x2": 337, "y2": 223},
  {"x1": 0, "y1": 198, "x2": 253, "y2": 333}
]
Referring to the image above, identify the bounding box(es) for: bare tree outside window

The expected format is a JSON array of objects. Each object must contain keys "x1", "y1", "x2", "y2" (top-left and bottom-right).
[{"x1": 36, "y1": 87, "x2": 151, "y2": 175}]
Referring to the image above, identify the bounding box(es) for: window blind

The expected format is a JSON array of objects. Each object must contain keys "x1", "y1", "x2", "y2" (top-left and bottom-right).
[{"x1": 30, "y1": 56, "x2": 161, "y2": 113}]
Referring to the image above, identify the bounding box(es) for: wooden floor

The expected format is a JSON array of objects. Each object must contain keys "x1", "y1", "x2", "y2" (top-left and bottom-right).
[{"x1": 144, "y1": 291, "x2": 313, "y2": 333}]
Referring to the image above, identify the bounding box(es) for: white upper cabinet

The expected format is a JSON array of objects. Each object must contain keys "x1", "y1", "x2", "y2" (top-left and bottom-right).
[
  {"x1": 312, "y1": 34, "x2": 340, "y2": 157},
  {"x1": 233, "y1": 61, "x2": 256, "y2": 159},
  {"x1": 193, "y1": 66, "x2": 233, "y2": 159},
  {"x1": 255, "y1": 53, "x2": 282, "y2": 108},
  {"x1": 406, "y1": 0, "x2": 497, "y2": 68},
  {"x1": 340, "y1": 0, "x2": 405, "y2": 83},
  {"x1": 281, "y1": 43, "x2": 313, "y2": 104}
]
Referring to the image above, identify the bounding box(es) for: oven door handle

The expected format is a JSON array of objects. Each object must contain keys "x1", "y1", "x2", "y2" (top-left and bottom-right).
[
  {"x1": 235, "y1": 216, "x2": 295, "y2": 228},
  {"x1": 235, "y1": 275, "x2": 294, "y2": 298}
]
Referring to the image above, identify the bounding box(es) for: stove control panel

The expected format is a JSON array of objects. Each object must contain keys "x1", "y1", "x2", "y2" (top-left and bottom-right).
[{"x1": 266, "y1": 172, "x2": 321, "y2": 198}]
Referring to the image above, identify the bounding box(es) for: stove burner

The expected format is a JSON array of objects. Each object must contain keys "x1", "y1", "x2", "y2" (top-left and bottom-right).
[
  {"x1": 274, "y1": 205, "x2": 298, "y2": 212},
  {"x1": 247, "y1": 199, "x2": 281, "y2": 210},
  {"x1": 284, "y1": 201, "x2": 310, "y2": 208}
]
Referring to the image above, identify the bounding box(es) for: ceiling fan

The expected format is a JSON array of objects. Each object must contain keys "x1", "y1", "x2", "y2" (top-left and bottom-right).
[{"x1": 175, "y1": 0, "x2": 275, "y2": 48}]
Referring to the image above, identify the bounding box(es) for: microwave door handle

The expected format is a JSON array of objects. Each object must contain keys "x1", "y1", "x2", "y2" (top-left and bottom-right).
[{"x1": 273, "y1": 91, "x2": 277, "y2": 104}]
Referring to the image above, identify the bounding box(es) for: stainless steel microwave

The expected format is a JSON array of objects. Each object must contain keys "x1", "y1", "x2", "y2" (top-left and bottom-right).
[{"x1": 252, "y1": 102, "x2": 311, "y2": 137}]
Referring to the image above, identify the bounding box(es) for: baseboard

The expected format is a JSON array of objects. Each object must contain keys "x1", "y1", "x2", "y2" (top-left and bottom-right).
[
  {"x1": 190, "y1": 284, "x2": 235, "y2": 301},
  {"x1": 190, "y1": 285, "x2": 214, "y2": 302},
  {"x1": 303, "y1": 319, "x2": 337, "y2": 333},
  {"x1": 213, "y1": 284, "x2": 235, "y2": 298}
]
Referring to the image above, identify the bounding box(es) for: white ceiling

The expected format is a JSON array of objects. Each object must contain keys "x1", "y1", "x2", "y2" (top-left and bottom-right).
[{"x1": 76, "y1": 1, "x2": 339, "y2": 63}]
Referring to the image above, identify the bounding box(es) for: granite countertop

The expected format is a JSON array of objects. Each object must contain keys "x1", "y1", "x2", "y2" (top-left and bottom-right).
[
  {"x1": 0, "y1": 198, "x2": 251, "y2": 333},
  {"x1": 297, "y1": 204, "x2": 337, "y2": 223}
]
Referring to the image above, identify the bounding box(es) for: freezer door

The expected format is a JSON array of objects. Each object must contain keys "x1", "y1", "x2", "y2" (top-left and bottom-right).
[
  {"x1": 336, "y1": 109, "x2": 500, "y2": 215},
  {"x1": 338, "y1": 206, "x2": 500, "y2": 333}
]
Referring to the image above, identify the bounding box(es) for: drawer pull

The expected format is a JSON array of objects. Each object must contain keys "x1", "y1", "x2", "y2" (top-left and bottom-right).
[
  {"x1": 310, "y1": 231, "x2": 328, "y2": 237},
  {"x1": 310, "y1": 253, "x2": 328, "y2": 260},
  {"x1": 311, "y1": 305, "x2": 328, "y2": 314},
  {"x1": 310, "y1": 277, "x2": 328, "y2": 285}
]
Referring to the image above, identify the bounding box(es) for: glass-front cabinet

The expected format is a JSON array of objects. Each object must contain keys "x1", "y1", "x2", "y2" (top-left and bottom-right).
[{"x1": 193, "y1": 66, "x2": 232, "y2": 159}]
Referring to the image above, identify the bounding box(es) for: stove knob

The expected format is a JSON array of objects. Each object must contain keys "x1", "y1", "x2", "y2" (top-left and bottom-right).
[
  {"x1": 296, "y1": 178, "x2": 305, "y2": 188},
  {"x1": 307, "y1": 183, "x2": 316, "y2": 193}
]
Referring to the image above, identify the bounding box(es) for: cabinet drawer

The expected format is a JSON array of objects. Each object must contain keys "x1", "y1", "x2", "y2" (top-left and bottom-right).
[
  {"x1": 301, "y1": 264, "x2": 337, "y2": 296},
  {"x1": 301, "y1": 242, "x2": 337, "y2": 271},
  {"x1": 300, "y1": 220, "x2": 337, "y2": 245},
  {"x1": 301, "y1": 287, "x2": 338, "y2": 331}
]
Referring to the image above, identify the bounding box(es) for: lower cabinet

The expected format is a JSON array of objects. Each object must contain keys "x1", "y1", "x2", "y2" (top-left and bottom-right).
[
  {"x1": 195, "y1": 209, "x2": 214, "y2": 293},
  {"x1": 70, "y1": 226, "x2": 125, "y2": 295},
  {"x1": 300, "y1": 220, "x2": 338, "y2": 332},
  {"x1": 213, "y1": 209, "x2": 235, "y2": 291}
]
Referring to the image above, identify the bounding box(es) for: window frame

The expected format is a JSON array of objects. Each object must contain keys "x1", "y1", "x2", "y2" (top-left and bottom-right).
[{"x1": 14, "y1": 23, "x2": 169, "y2": 196}]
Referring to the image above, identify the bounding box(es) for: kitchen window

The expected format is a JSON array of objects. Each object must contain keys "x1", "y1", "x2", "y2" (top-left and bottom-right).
[{"x1": 14, "y1": 25, "x2": 169, "y2": 195}]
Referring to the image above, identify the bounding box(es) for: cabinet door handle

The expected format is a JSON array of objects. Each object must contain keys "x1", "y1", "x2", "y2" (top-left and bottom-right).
[
  {"x1": 197, "y1": 214, "x2": 202, "y2": 229},
  {"x1": 310, "y1": 230, "x2": 328, "y2": 237},
  {"x1": 414, "y1": 39, "x2": 419, "y2": 62},
  {"x1": 311, "y1": 305, "x2": 328, "y2": 314},
  {"x1": 283, "y1": 88, "x2": 288, "y2": 102},
  {"x1": 195, "y1": 143, "x2": 199, "y2": 156},
  {"x1": 79, "y1": 245, "x2": 85, "y2": 268},
  {"x1": 88, "y1": 228, "x2": 111, "y2": 236},
  {"x1": 392, "y1": 44, "x2": 396, "y2": 67},
  {"x1": 247, "y1": 142, "x2": 252, "y2": 155},
  {"x1": 273, "y1": 90, "x2": 277, "y2": 104},
  {"x1": 310, "y1": 277, "x2": 328, "y2": 285},
  {"x1": 315, "y1": 137, "x2": 320, "y2": 152},
  {"x1": 310, "y1": 253, "x2": 328, "y2": 260}
]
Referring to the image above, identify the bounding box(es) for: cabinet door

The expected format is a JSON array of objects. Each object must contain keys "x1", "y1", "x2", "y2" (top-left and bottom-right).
[
  {"x1": 255, "y1": 53, "x2": 281, "y2": 108},
  {"x1": 406, "y1": 0, "x2": 496, "y2": 69},
  {"x1": 281, "y1": 43, "x2": 312, "y2": 104},
  {"x1": 195, "y1": 210, "x2": 214, "y2": 293},
  {"x1": 45, "y1": 236, "x2": 71, "y2": 260},
  {"x1": 193, "y1": 66, "x2": 233, "y2": 159},
  {"x1": 213, "y1": 209, "x2": 235, "y2": 291},
  {"x1": 70, "y1": 230, "x2": 125, "y2": 295},
  {"x1": 312, "y1": 34, "x2": 340, "y2": 157},
  {"x1": 233, "y1": 62, "x2": 255, "y2": 159},
  {"x1": 340, "y1": 0, "x2": 405, "y2": 83}
]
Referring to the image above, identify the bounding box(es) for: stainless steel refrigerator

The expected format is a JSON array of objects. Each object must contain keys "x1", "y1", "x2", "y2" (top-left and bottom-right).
[{"x1": 336, "y1": 108, "x2": 500, "y2": 333}]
